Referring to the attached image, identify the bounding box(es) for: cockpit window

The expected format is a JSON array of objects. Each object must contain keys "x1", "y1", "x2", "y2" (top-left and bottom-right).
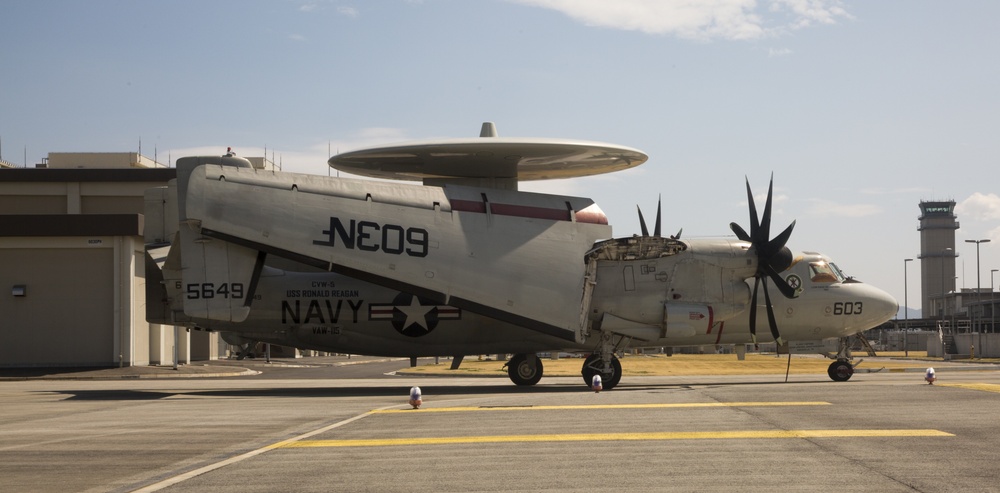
[
  {"x1": 809, "y1": 261, "x2": 844, "y2": 283},
  {"x1": 829, "y1": 262, "x2": 847, "y2": 281}
]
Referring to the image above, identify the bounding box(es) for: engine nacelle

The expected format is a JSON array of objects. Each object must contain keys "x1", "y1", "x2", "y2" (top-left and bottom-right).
[{"x1": 662, "y1": 302, "x2": 745, "y2": 338}]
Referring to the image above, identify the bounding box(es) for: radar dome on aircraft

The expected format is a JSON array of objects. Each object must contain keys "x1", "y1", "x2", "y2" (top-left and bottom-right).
[{"x1": 328, "y1": 122, "x2": 649, "y2": 190}]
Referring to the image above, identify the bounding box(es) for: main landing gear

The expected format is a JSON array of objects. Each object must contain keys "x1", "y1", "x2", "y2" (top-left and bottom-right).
[
  {"x1": 581, "y1": 354, "x2": 622, "y2": 390},
  {"x1": 580, "y1": 331, "x2": 624, "y2": 390},
  {"x1": 506, "y1": 353, "x2": 543, "y2": 386},
  {"x1": 504, "y1": 351, "x2": 624, "y2": 390}
]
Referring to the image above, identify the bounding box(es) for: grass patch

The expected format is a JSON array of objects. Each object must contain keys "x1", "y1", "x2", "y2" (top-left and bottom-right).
[{"x1": 399, "y1": 353, "x2": 938, "y2": 377}]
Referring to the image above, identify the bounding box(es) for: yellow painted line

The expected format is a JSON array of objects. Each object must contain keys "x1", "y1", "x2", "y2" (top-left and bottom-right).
[
  {"x1": 373, "y1": 401, "x2": 831, "y2": 414},
  {"x1": 939, "y1": 383, "x2": 1000, "y2": 394},
  {"x1": 282, "y1": 429, "x2": 953, "y2": 448}
]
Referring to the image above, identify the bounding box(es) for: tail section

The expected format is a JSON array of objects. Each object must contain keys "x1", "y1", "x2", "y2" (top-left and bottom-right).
[
  {"x1": 144, "y1": 156, "x2": 265, "y2": 326},
  {"x1": 168, "y1": 157, "x2": 611, "y2": 343}
]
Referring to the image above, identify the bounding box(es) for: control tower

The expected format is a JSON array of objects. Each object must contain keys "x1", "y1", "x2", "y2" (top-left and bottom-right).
[{"x1": 917, "y1": 201, "x2": 959, "y2": 317}]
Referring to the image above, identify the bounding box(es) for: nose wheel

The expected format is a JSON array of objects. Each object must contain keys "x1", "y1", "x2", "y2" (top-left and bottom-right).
[
  {"x1": 827, "y1": 360, "x2": 854, "y2": 382},
  {"x1": 825, "y1": 337, "x2": 856, "y2": 382}
]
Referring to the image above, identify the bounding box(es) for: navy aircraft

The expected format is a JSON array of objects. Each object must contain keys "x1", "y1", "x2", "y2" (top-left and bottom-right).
[{"x1": 144, "y1": 124, "x2": 897, "y2": 389}]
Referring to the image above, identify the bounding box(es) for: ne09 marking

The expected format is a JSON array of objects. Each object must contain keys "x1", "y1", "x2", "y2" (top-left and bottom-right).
[
  {"x1": 833, "y1": 301, "x2": 863, "y2": 315},
  {"x1": 186, "y1": 282, "x2": 244, "y2": 299},
  {"x1": 313, "y1": 217, "x2": 429, "y2": 257}
]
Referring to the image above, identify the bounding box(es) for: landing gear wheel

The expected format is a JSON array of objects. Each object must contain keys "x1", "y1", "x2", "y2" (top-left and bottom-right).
[
  {"x1": 581, "y1": 354, "x2": 623, "y2": 390},
  {"x1": 507, "y1": 353, "x2": 543, "y2": 386},
  {"x1": 827, "y1": 360, "x2": 854, "y2": 382}
]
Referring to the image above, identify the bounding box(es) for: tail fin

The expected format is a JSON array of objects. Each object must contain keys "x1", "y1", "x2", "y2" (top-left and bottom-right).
[{"x1": 144, "y1": 159, "x2": 264, "y2": 325}]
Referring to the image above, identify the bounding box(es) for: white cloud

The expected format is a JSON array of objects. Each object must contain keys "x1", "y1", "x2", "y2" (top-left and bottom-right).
[
  {"x1": 768, "y1": 47, "x2": 792, "y2": 57},
  {"x1": 508, "y1": 0, "x2": 850, "y2": 41},
  {"x1": 860, "y1": 186, "x2": 932, "y2": 195},
  {"x1": 805, "y1": 198, "x2": 881, "y2": 218},
  {"x1": 288, "y1": 34, "x2": 306, "y2": 42},
  {"x1": 770, "y1": 0, "x2": 852, "y2": 29},
  {"x1": 987, "y1": 225, "x2": 1000, "y2": 243},
  {"x1": 956, "y1": 192, "x2": 1000, "y2": 222},
  {"x1": 337, "y1": 6, "x2": 360, "y2": 18}
]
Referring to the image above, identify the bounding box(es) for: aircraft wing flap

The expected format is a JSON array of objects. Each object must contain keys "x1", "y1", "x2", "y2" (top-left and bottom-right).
[{"x1": 178, "y1": 162, "x2": 611, "y2": 342}]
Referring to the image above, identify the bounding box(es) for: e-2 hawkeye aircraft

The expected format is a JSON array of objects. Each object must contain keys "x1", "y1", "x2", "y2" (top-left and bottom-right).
[{"x1": 144, "y1": 124, "x2": 897, "y2": 389}]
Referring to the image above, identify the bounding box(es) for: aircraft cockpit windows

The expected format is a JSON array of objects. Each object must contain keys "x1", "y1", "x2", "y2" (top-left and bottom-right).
[
  {"x1": 809, "y1": 261, "x2": 843, "y2": 283},
  {"x1": 829, "y1": 262, "x2": 847, "y2": 281}
]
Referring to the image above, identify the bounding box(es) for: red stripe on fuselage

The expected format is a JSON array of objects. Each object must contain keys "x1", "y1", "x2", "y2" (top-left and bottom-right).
[{"x1": 449, "y1": 199, "x2": 607, "y2": 224}]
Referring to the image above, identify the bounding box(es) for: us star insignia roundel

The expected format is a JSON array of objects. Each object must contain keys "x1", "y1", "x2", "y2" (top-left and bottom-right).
[{"x1": 368, "y1": 293, "x2": 461, "y2": 337}]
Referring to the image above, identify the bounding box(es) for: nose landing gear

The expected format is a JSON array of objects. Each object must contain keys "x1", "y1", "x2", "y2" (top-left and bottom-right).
[{"x1": 826, "y1": 337, "x2": 856, "y2": 382}]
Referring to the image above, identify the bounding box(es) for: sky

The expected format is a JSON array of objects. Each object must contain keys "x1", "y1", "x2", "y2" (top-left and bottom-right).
[{"x1": 2, "y1": 0, "x2": 999, "y2": 316}]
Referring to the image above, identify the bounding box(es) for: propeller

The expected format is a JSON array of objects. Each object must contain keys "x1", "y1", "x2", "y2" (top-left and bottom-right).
[
  {"x1": 729, "y1": 175, "x2": 797, "y2": 346},
  {"x1": 637, "y1": 195, "x2": 682, "y2": 239}
]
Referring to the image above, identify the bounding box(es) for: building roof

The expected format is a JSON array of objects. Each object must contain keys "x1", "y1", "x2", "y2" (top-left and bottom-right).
[{"x1": 0, "y1": 167, "x2": 177, "y2": 183}]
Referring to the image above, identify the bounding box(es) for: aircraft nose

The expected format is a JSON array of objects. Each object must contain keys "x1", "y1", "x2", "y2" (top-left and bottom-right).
[{"x1": 866, "y1": 285, "x2": 899, "y2": 325}]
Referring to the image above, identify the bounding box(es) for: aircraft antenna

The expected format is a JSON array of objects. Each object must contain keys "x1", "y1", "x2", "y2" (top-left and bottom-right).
[{"x1": 480, "y1": 121, "x2": 498, "y2": 138}]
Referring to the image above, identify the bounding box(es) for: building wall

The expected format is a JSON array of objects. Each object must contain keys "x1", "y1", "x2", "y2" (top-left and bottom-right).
[
  {"x1": 0, "y1": 159, "x2": 220, "y2": 367},
  {"x1": 47, "y1": 152, "x2": 165, "y2": 169},
  {"x1": 0, "y1": 239, "x2": 115, "y2": 366}
]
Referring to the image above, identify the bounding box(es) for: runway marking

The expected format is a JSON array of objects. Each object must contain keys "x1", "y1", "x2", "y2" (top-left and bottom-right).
[
  {"x1": 373, "y1": 401, "x2": 831, "y2": 413},
  {"x1": 130, "y1": 407, "x2": 387, "y2": 492},
  {"x1": 939, "y1": 383, "x2": 1000, "y2": 394},
  {"x1": 282, "y1": 429, "x2": 954, "y2": 448}
]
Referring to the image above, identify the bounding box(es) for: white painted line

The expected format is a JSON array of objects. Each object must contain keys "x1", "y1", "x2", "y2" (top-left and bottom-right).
[{"x1": 130, "y1": 406, "x2": 390, "y2": 492}]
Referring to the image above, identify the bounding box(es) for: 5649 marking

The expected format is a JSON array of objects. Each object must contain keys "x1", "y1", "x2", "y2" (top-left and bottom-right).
[{"x1": 186, "y1": 282, "x2": 244, "y2": 299}]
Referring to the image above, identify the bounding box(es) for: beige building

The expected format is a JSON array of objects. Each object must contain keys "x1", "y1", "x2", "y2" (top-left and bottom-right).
[{"x1": 0, "y1": 152, "x2": 275, "y2": 368}]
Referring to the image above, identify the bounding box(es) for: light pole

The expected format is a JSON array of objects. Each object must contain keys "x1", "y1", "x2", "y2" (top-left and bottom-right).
[
  {"x1": 992, "y1": 269, "x2": 998, "y2": 336},
  {"x1": 904, "y1": 258, "x2": 913, "y2": 357},
  {"x1": 966, "y1": 239, "x2": 990, "y2": 358}
]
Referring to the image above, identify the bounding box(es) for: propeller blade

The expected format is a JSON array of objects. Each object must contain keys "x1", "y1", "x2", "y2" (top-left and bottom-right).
[
  {"x1": 760, "y1": 175, "x2": 774, "y2": 243},
  {"x1": 654, "y1": 195, "x2": 662, "y2": 237},
  {"x1": 671, "y1": 228, "x2": 683, "y2": 240},
  {"x1": 637, "y1": 205, "x2": 649, "y2": 236},
  {"x1": 762, "y1": 279, "x2": 784, "y2": 345},
  {"x1": 745, "y1": 178, "x2": 761, "y2": 242},
  {"x1": 748, "y1": 277, "x2": 760, "y2": 345},
  {"x1": 766, "y1": 220, "x2": 796, "y2": 257},
  {"x1": 730, "y1": 222, "x2": 751, "y2": 242},
  {"x1": 765, "y1": 265, "x2": 798, "y2": 299}
]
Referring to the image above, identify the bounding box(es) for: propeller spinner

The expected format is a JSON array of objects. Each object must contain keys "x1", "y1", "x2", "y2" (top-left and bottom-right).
[{"x1": 729, "y1": 176, "x2": 797, "y2": 346}]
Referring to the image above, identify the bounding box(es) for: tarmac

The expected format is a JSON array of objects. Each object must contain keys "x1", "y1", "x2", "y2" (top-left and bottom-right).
[
  {"x1": 0, "y1": 354, "x2": 398, "y2": 381},
  {"x1": 1, "y1": 353, "x2": 997, "y2": 381},
  {"x1": 5, "y1": 354, "x2": 1000, "y2": 492}
]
